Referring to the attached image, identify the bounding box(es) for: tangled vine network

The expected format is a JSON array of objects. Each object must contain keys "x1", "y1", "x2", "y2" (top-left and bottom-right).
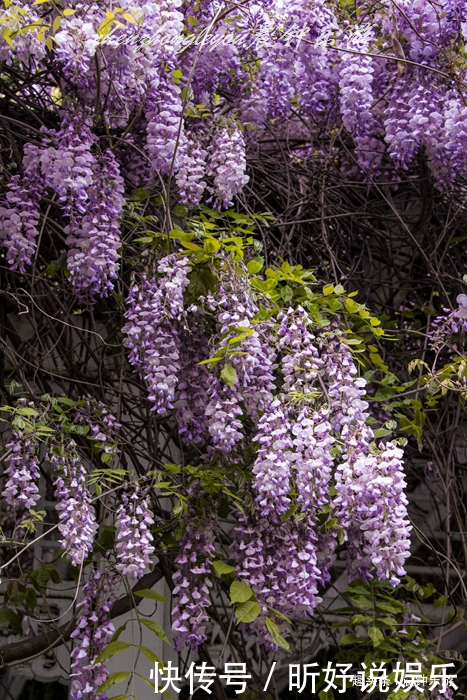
[{"x1": 2, "y1": 0, "x2": 467, "y2": 698}]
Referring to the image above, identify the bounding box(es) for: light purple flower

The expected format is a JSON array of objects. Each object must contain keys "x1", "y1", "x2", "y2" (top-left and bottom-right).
[{"x1": 115, "y1": 489, "x2": 155, "y2": 579}]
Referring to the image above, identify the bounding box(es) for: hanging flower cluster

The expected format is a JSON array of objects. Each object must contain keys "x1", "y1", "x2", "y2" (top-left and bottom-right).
[
  {"x1": 2, "y1": 427, "x2": 41, "y2": 511},
  {"x1": 174, "y1": 311, "x2": 212, "y2": 444},
  {"x1": 65, "y1": 149, "x2": 125, "y2": 298},
  {"x1": 73, "y1": 397, "x2": 122, "y2": 457},
  {"x1": 115, "y1": 488, "x2": 155, "y2": 579},
  {"x1": 70, "y1": 568, "x2": 118, "y2": 700},
  {"x1": 171, "y1": 521, "x2": 216, "y2": 651},
  {"x1": 0, "y1": 145, "x2": 42, "y2": 272},
  {"x1": 122, "y1": 255, "x2": 190, "y2": 413},
  {"x1": 206, "y1": 126, "x2": 250, "y2": 209},
  {"x1": 51, "y1": 443, "x2": 98, "y2": 568},
  {"x1": 328, "y1": 339, "x2": 411, "y2": 585},
  {"x1": 235, "y1": 514, "x2": 323, "y2": 625},
  {"x1": 121, "y1": 248, "x2": 412, "y2": 651}
]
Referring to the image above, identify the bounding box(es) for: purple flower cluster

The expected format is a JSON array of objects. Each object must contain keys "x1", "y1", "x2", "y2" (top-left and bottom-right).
[
  {"x1": 0, "y1": 155, "x2": 42, "y2": 272},
  {"x1": 205, "y1": 271, "x2": 276, "y2": 452},
  {"x1": 70, "y1": 568, "x2": 118, "y2": 700},
  {"x1": 0, "y1": 1, "x2": 47, "y2": 66},
  {"x1": 66, "y1": 149, "x2": 125, "y2": 298},
  {"x1": 428, "y1": 293, "x2": 467, "y2": 357},
  {"x1": 252, "y1": 399, "x2": 293, "y2": 518},
  {"x1": 206, "y1": 126, "x2": 249, "y2": 209},
  {"x1": 338, "y1": 32, "x2": 375, "y2": 139},
  {"x1": 359, "y1": 441, "x2": 411, "y2": 584},
  {"x1": 253, "y1": 307, "x2": 332, "y2": 519},
  {"x1": 205, "y1": 374, "x2": 244, "y2": 452},
  {"x1": 338, "y1": 29, "x2": 384, "y2": 174},
  {"x1": 447, "y1": 294, "x2": 467, "y2": 333},
  {"x1": 204, "y1": 283, "x2": 250, "y2": 452},
  {"x1": 51, "y1": 443, "x2": 98, "y2": 568},
  {"x1": 4, "y1": 0, "x2": 467, "y2": 249},
  {"x1": 278, "y1": 306, "x2": 323, "y2": 395},
  {"x1": 327, "y1": 337, "x2": 411, "y2": 584},
  {"x1": 78, "y1": 399, "x2": 121, "y2": 456},
  {"x1": 115, "y1": 489, "x2": 155, "y2": 579},
  {"x1": 289, "y1": 0, "x2": 340, "y2": 119},
  {"x1": 122, "y1": 255, "x2": 190, "y2": 412},
  {"x1": 2, "y1": 428, "x2": 41, "y2": 511},
  {"x1": 0, "y1": 109, "x2": 126, "y2": 298},
  {"x1": 174, "y1": 313, "x2": 212, "y2": 444},
  {"x1": 175, "y1": 136, "x2": 208, "y2": 206},
  {"x1": 292, "y1": 406, "x2": 334, "y2": 514},
  {"x1": 36, "y1": 113, "x2": 97, "y2": 218},
  {"x1": 235, "y1": 515, "x2": 322, "y2": 625},
  {"x1": 171, "y1": 522, "x2": 215, "y2": 651},
  {"x1": 54, "y1": 12, "x2": 100, "y2": 79},
  {"x1": 146, "y1": 76, "x2": 186, "y2": 177}
]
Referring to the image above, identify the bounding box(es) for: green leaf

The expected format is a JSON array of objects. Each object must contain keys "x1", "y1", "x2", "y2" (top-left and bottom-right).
[
  {"x1": 17, "y1": 406, "x2": 39, "y2": 416},
  {"x1": 204, "y1": 237, "x2": 221, "y2": 253},
  {"x1": 141, "y1": 619, "x2": 171, "y2": 644},
  {"x1": 111, "y1": 622, "x2": 128, "y2": 643},
  {"x1": 323, "y1": 284, "x2": 334, "y2": 295},
  {"x1": 433, "y1": 595, "x2": 448, "y2": 609},
  {"x1": 94, "y1": 641, "x2": 130, "y2": 664},
  {"x1": 373, "y1": 388, "x2": 397, "y2": 401},
  {"x1": 96, "y1": 672, "x2": 130, "y2": 694},
  {"x1": 377, "y1": 617, "x2": 397, "y2": 627},
  {"x1": 24, "y1": 588, "x2": 37, "y2": 610},
  {"x1": 368, "y1": 626, "x2": 384, "y2": 647},
  {"x1": 247, "y1": 257, "x2": 264, "y2": 274},
  {"x1": 137, "y1": 645, "x2": 164, "y2": 665},
  {"x1": 349, "y1": 595, "x2": 372, "y2": 609},
  {"x1": 265, "y1": 617, "x2": 290, "y2": 652},
  {"x1": 0, "y1": 608, "x2": 23, "y2": 636},
  {"x1": 345, "y1": 298, "x2": 360, "y2": 313},
  {"x1": 334, "y1": 284, "x2": 345, "y2": 295},
  {"x1": 372, "y1": 428, "x2": 393, "y2": 438},
  {"x1": 134, "y1": 589, "x2": 167, "y2": 603},
  {"x1": 340, "y1": 633, "x2": 361, "y2": 644},
  {"x1": 281, "y1": 504, "x2": 297, "y2": 522},
  {"x1": 221, "y1": 363, "x2": 237, "y2": 388},
  {"x1": 235, "y1": 600, "x2": 261, "y2": 624},
  {"x1": 351, "y1": 614, "x2": 372, "y2": 625},
  {"x1": 213, "y1": 561, "x2": 236, "y2": 576},
  {"x1": 376, "y1": 600, "x2": 404, "y2": 614},
  {"x1": 230, "y1": 581, "x2": 254, "y2": 604},
  {"x1": 347, "y1": 585, "x2": 371, "y2": 595}
]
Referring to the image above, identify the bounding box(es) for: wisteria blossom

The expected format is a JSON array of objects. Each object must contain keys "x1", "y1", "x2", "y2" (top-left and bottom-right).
[
  {"x1": 70, "y1": 569, "x2": 118, "y2": 700},
  {"x1": 2, "y1": 427, "x2": 41, "y2": 511},
  {"x1": 206, "y1": 126, "x2": 249, "y2": 209},
  {"x1": 51, "y1": 444, "x2": 98, "y2": 568},
  {"x1": 122, "y1": 255, "x2": 190, "y2": 413},
  {"x1": 115, "y1": 489, "x2": 155, "y2": 578},
  {"x1": 172, "y1": 521, "x2": 216, "y2": 651}
]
